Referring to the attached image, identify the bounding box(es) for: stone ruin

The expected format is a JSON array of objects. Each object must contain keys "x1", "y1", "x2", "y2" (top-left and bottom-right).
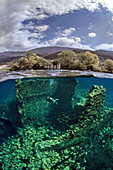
[
  {"x1": 0, "y1": 78, "x2": 107, "y2": 142},
  {"x1": 78, "y1": 85, "x2": 106, "y2": 128},
  {"x1": 15, "y1": 77, "x2": 78, "y2": 127}
]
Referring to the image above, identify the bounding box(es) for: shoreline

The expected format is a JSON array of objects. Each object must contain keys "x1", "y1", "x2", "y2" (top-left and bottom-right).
[
  {"x1": 0, "y1": 69, "x2": 113, "y2": 83},
  {"x1": 0, "y1": 64, "x2": 9, "y2": 69},
  {"x1": 0, "y1": 63, "x2": 113, "y2": 81}
]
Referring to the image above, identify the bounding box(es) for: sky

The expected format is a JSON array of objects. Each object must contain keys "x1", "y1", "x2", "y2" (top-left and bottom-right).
[{"x1": 1, "y1": 0, "x2": 113, "y2": 52}]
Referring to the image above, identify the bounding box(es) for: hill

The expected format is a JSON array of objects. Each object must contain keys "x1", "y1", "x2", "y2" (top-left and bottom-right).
[{"x1": 0, "y1": 46, "x2": 113, "y2": 63}]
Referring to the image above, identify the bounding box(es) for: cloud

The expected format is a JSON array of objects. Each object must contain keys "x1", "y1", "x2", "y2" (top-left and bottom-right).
[
  {"x1": 88, "y1": 23, "x2": 94, "y2": 30},
  {"x1": 62, "y1": 28, "x2": 76, "y2": 36},
  {"x1": 96, "y1": 43, "x2": 113, "y2": 51},
  {"x1": 43, "y1": 28, "x2": 90, "y2": 50},
  {"x1": 21, "y1": 22, "x2": 49, "y2": 33},
  {"x1": 41, "y1": 36, "x2": 92, "y2": 50},
  {"x1": 107, "y1": 32, "x2": 113, "y2": 36},
  {"x1": 36, "y1": 14, "x2": 48, "y2": 20},
  {"x1": 28, "y1": 0, "x2": 113, "y2": 14},
  {"x1": 88, "y1": 32, "x2": 96, "y2": 38},
  {"x1": 56, "y1": 28, "x2": 76, "y2": 37},
  {"x1": 26, "y1": 0, "x2": 113, "y2": 15},
  {"x1": 36, "y1": 25, "x2": 50, "y2": 32},
  {"x1": 0, "y1": 22, "x2": 49, "y2": 51},
  {"x1": 26, "y1": 8, "x2": 49, "y2": 20},
  {"x1": 0, "y1": 29, "x2": 42, "y2": 52},
  {"x1": 0, "y1": 0, "x2": 113, "y2": 51}
]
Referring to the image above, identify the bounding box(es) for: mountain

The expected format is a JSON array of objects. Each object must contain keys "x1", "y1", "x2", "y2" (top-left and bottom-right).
[
  {"x1": 29, "y1": 46, "x2": 75, "y2": 57},
  {"x1": 93, "y1": 50, "x2": 113, "y2": 61},
  {"x1": 0, "y1": 46, "x2": 113, "y2": 63},
  {"x1": 0, "y1": 51, "x2": 26, "y2": 63},
  {"x1": 43, "y1": 48, "x2": 113, "y2": 61}
]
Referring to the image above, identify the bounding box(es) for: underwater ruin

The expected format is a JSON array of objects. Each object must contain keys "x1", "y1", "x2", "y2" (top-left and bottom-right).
[{"x1": 0, "y1": 76, "x2": 113, "y2": 169}]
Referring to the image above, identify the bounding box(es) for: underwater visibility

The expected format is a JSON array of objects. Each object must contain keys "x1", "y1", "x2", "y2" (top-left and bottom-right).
[{"x1": 0, "y1": 76, "x2": 113, "y2": 169}]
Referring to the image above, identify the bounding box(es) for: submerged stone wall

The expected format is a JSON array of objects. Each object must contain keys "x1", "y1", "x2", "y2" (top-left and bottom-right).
[
  {"x1": 15, "y1": 79, "x2": 58, "y2": 126},
  {"x1": 77, "y1": 85, "x2": 106, "y2": 128},
  {"x1": 56, "y1": 85, "x2": 107, "y2": 151},
  {"x1": 15, "y1": 78, "x2": 77, "y2": 127},
  {"x1": 84, "y1": 85, "x2": 106, "y2": 113}
]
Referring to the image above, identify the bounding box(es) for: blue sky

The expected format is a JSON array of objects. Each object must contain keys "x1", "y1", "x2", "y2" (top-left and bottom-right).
[{"x1": 1, "y1": 0, "x2": 113, "y2": 52}]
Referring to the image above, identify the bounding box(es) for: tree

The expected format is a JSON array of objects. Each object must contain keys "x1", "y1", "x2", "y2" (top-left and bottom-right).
[
  {"x1": 104, "y1": 59, "x2": 113, "y2": 73},
  {"x1": 58, "y1": 50, "x2": 100, "y2": 71},
  {"x1": 77, "y1": 51, "x2": 99, "y2": 71},
  {"x1": 33, "y1": 57, "x2": 48, "y2": 69},
  {"x1": 58, "y1": 50, "x2": 77, "y2": 69},
  {"x1": 25, "y1": 51, "x2": 36, "y2": 57},
  {"x1": 10, "y1": 53, "x2": 48, "y2": 70}
]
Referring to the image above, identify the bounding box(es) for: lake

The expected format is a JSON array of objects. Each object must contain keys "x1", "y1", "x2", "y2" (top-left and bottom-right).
[{"x1": 0, "y1": 71, "x2": 113, "y2": 169}]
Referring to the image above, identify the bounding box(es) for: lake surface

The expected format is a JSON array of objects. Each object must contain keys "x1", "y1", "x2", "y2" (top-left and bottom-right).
[
  {"x1": 0, "y1": 69, "x2": 113, "y2": 82},
  {"x1": 0, "y1": 74, "x2": 113, "y2": 169}
]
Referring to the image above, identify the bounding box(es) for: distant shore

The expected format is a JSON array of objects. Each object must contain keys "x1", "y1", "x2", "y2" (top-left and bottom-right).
[
  {"x1": 0, "y1": 65, "x2": 9, "y2": 69},
  {"x1": 0, "y1": 49, "x2": 113, "y2": 74},
  {"x1": 0, "y1": 64, "x2": 11, "y2": 72}
]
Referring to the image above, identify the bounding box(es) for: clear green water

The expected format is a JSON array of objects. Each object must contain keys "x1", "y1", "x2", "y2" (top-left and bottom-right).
[{"x1": 0, "y1": 77, "x2": 113, "y2": 170}]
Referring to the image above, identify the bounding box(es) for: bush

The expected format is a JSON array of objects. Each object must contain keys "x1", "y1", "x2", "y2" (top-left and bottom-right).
[
  {"x1": 58, "y1": 50, "x2": 77, "y2": 69},
  {"x1": 33, "y1": 57, "x2": 49, "y2": 69},
  {"x1": 77, "y1": 51, "x2": 99, "y2": 71},
  {"x1": 58, "y1": 50, "x2": 100, "y2": 71},
  {"x1": 10, "y1": 52, "x2": 48, "y2": 70},
  {"x1": 104, "y1": 59, "x2": 113, "y2": 73}
]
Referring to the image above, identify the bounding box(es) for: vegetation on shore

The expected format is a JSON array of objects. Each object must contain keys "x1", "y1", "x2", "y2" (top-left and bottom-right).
[
  {"x1": 58, "y1": 50, "x2": 100, "y2": 71},
  {"x1": 0, "y1": 50, "x2": 113, "y2": 73},
  {"x1": 10, "y1": 52, "x2": 49, "y2": 71},
  {"x1": 104, "y1": 59, "x2": 113, "y2": 73},
  {"x1": 58, "y1": 50, "x2": 113, "y2": 73}
]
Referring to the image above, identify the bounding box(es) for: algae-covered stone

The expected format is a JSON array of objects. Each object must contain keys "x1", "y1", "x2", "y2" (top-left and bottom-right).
[
  {"x1": 15, "y1": 77, "x2": 77, "y2": 127},
  {"x1": 64, "y1": 166, "x2": 70, "y2": 170},
  {"x1": 15, "y1": 78, "x2": 58, "y2": 126},
  {"x1": 64, "y1": 149, "x2": 69, "y2": 154},
  {"x1": 78, "y1": 85, "x2": 106, "y2": 128},
  {"x1": 85, "y1": 85, "x2": 106, "y2": 113},
  {"x1": 71, "y1": 146, "x2": 75, "y2": 150}
]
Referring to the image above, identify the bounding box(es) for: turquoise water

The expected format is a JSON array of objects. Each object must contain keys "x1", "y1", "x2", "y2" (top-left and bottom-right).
[
  {"x1": 0, "y1": 77, "x2": 113, "y2": 106},
  {"x1": 0, "y1": 76, "x2": 113, "y2": 169},
  {"x1": 76, "y1": 77, "x2": 113, "y2": 107}
]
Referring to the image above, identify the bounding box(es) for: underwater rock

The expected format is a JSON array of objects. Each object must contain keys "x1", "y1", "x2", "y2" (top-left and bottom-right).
[
  {"x1": 47, "y1": 77, "x2": 78, "y2": 128},
  {"x1": 84, "y1": 85, "x2": 106, "y2": 113},
  {"x1": 0, "y1": 121, "x2": 4, "y2": 127},
  {"x1": 1, "y1": 80, "x2": 113, "y2": 170},
  {"x1": 52, "y1": 77, "x2": 78, "y2": 113},
  {"x1": 15, "y1": 78, "x2": 78, "y2": 127},
  {"x1": 55, "y1": 85, "x2": 107, "y2": 151},
  {"x1": 78, "y1": 85, "x2": 106, "y2": 128},
  {"x1": 15, "y1": 78, "x2": 58, "y2": 126},
  {"x1": 0, "y1": 117, "x2": 17, "y2": 143},
  {"x1": 0, "y1": 100, "x2": 19, "y2": 143}
]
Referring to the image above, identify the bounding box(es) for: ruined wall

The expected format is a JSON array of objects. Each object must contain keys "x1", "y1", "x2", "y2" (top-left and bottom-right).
[
  {"x1": 15, "y1": 79, "x2": 58, "y2": 126},
  {"x1": 77, "y1": 85, "x2": 106, "y2": 128},
  {"x1": 15, "y1": 78, "x2": 77, "y2": 127},
  {"x1": 84, "y1": 85, "x2": 106, "y2": 113},
  {"x1": 57, "y1": 85, "x2": 107, "y2": 150}
]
